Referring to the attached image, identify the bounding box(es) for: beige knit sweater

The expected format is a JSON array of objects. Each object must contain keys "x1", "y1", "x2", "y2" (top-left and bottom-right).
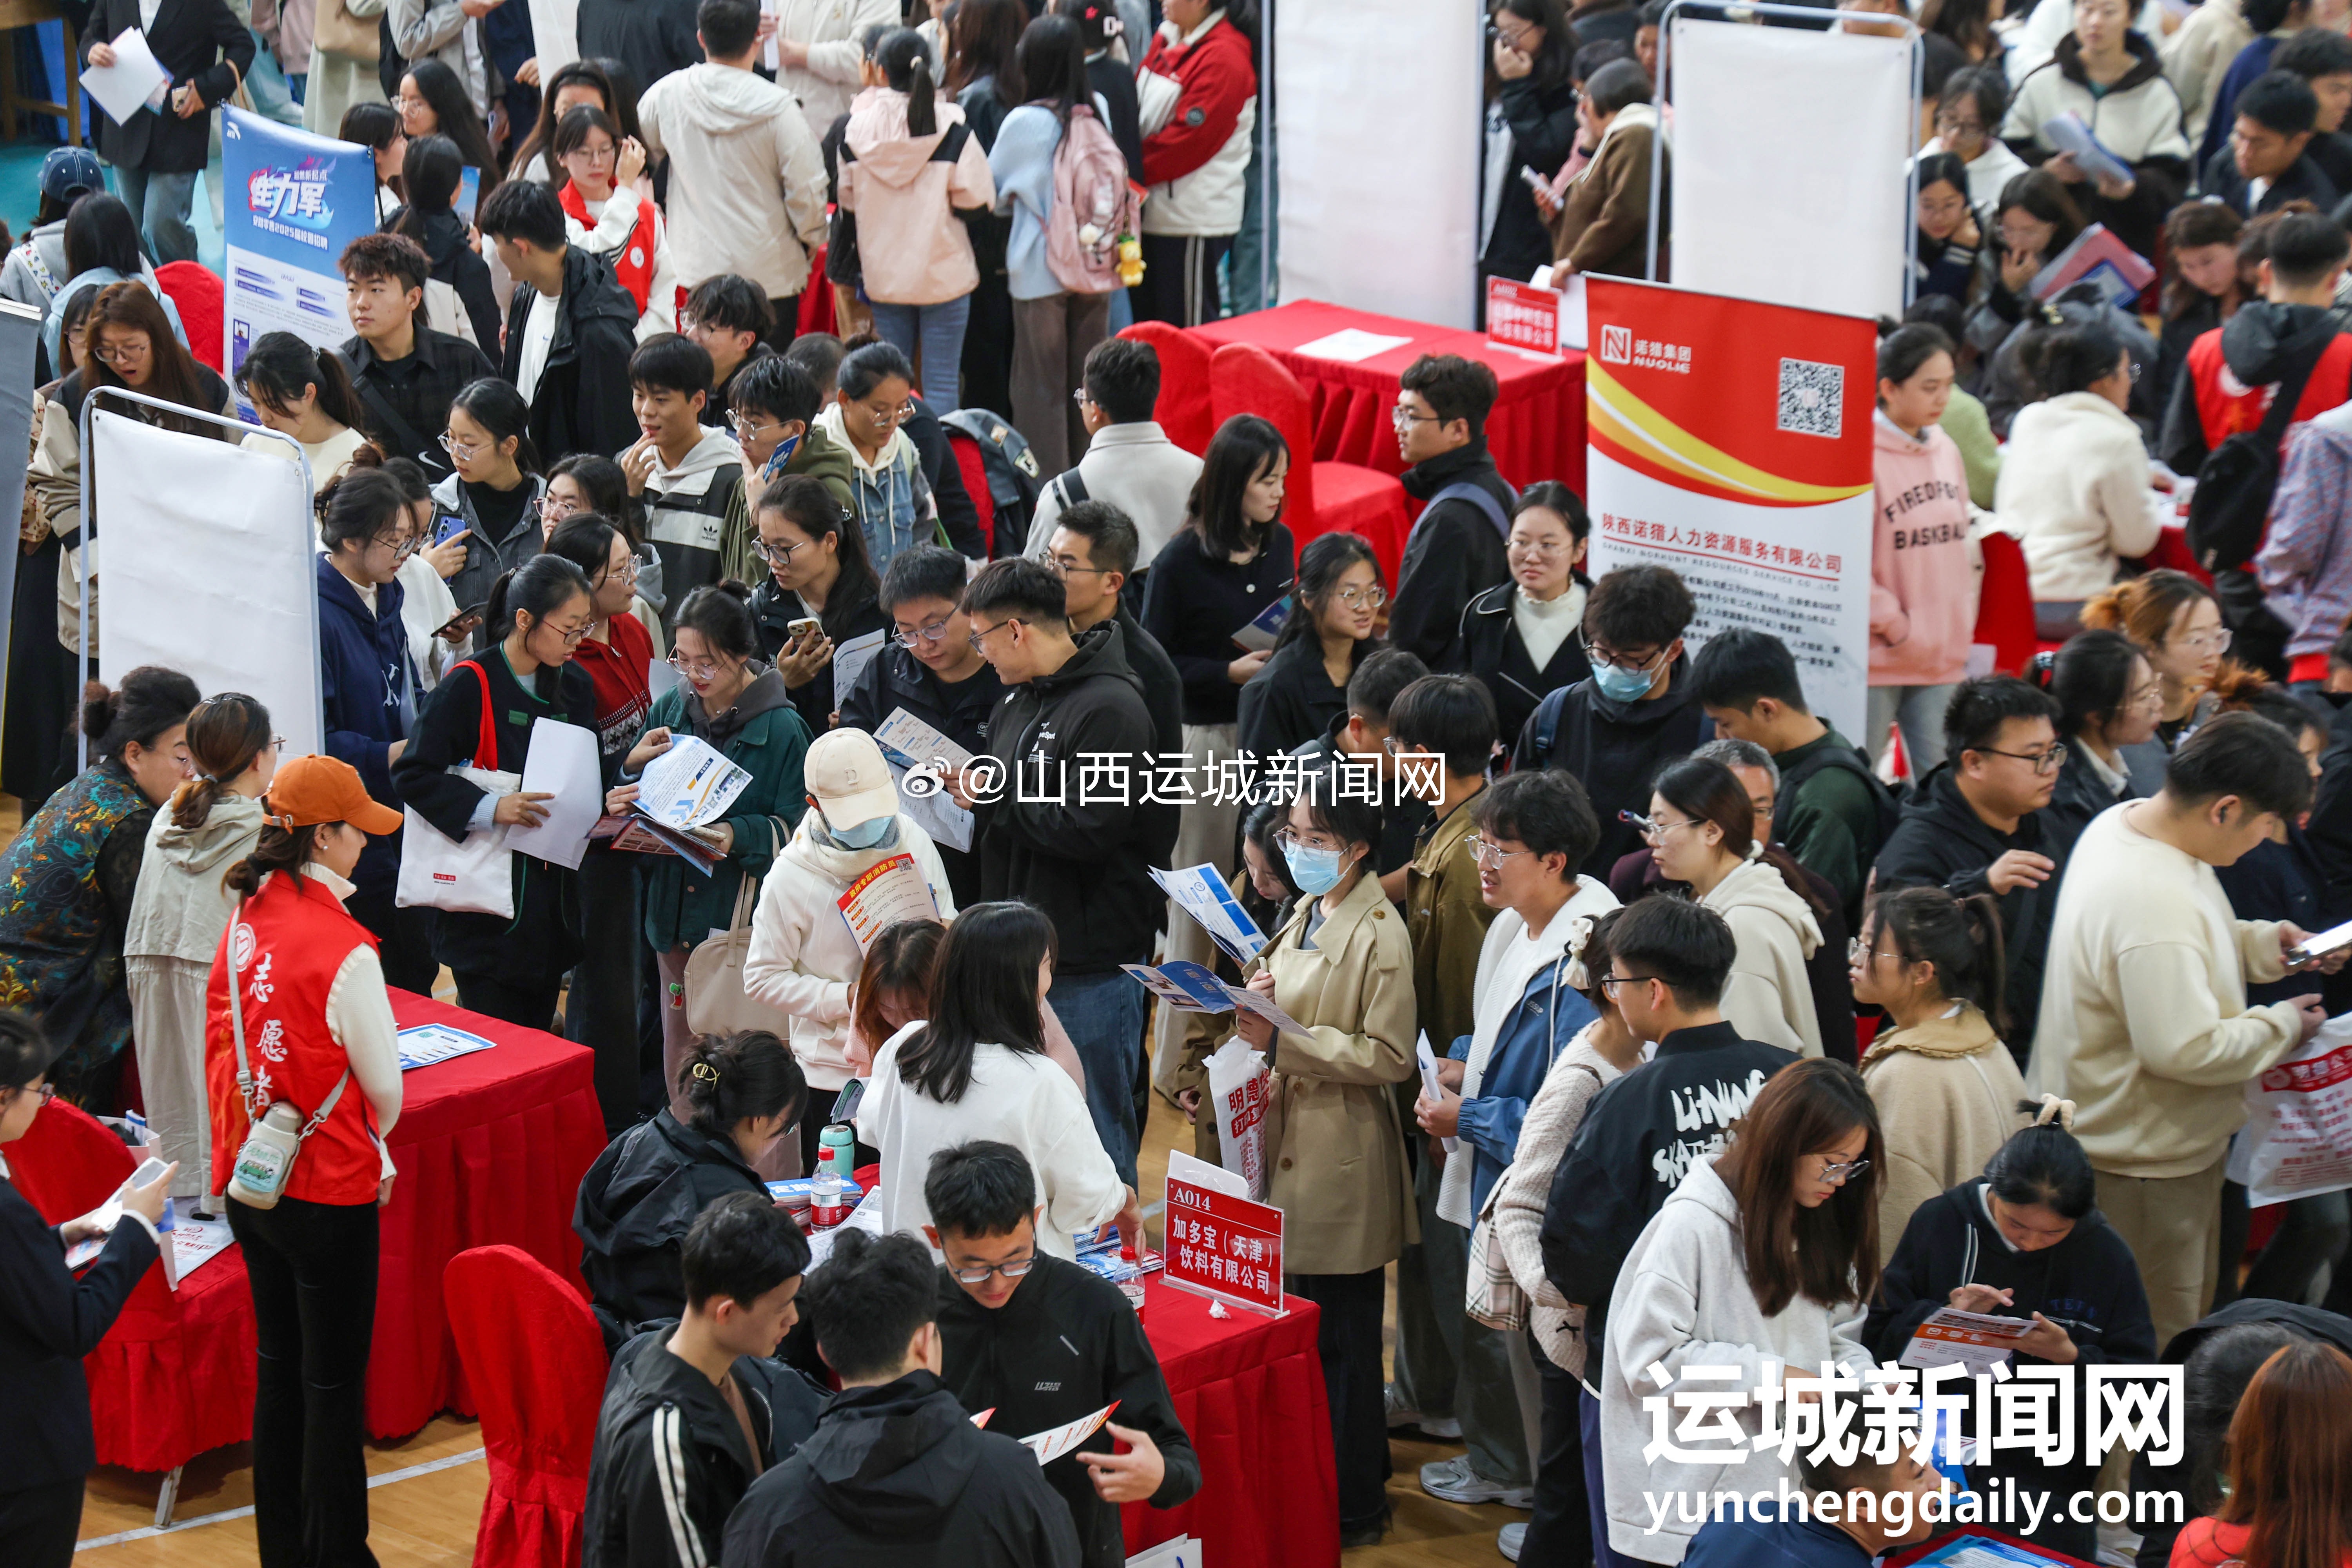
[
  {"x1": 1487, "y1": 1025, "x2": 1624, "y2": 1377},
  {"x1": 1859, "y1": 1004, "x2": 2028, "y2": 1248}
]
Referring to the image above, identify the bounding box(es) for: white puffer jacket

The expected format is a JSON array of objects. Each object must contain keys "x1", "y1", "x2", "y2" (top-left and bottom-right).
[{"x1": 742, "y1": 813, "x2": 958, "y2": 1090}]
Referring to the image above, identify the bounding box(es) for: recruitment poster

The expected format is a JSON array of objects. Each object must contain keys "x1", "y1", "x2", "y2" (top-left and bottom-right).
[
  {"x1": 221, "y1": 106, "x2": 376, "y2": 391},
  {"x1": 1582, "y1": 278, "x2": 1877, "y2": 743}
]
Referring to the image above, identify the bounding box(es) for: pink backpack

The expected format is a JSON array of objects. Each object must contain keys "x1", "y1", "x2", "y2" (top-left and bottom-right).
[{"x1": 1045, "y1": 104, "x2": 1139, "y2": 296}]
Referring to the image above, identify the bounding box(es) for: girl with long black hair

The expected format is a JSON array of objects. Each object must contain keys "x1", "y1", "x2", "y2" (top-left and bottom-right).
[
  {"x1": 388, "y1": 133, "x2": 503, "y2": 353},
  {"x1": 235, "y1": 330, "x2": 382, "y2": 494},
  {"x1": 1237, "y1": 530, "x2": 1384, "y2": 761}
]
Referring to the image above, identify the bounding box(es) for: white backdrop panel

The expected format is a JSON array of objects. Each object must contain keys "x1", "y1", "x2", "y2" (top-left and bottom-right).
[
  {"x1": 92, "y1": 410, "x2": 323, "y2": 758},
  {"x1": 1668, "y1": 18, "x2": 1913, "y2": 321},
  {"x1": 1276, "y1": 0, "x2": 1481, "y2": 327}
]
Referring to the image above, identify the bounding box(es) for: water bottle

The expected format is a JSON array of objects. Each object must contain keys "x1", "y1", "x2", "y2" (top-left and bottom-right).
[{"x1": 817, "y1": 1122, "x2": 855, "y2": 1180}]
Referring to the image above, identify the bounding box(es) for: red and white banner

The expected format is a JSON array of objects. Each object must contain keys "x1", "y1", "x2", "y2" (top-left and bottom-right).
[
  {"x1": 1163, "y1": 1172, "x2": 1285, "y2": 1317},
  {"x1": 1583, "y1": 279, "x2": 1877, "y2": 742}
]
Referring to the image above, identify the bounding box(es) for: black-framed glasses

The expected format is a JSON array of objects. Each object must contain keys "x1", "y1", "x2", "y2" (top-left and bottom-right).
[
  {"x1": 1049, "y1": 554, "x2": 1114, "y2": 580},
  {"x1": 1597, "y1": 973, "x2": 1657, "y2": 998},
  {"x1": 1973, "y1": 742, "x2": 2068, "y2": 775},
  {"x1": 893, "y1": 614, "x2": 955, "y2": 649},
  {"x1": 1579, "y1": 632, "x2": 1668, "y2": 673},
  {"x1": 751, "y1": 537, "x2": 808, "y2": 568},
  {"x1": 947, "y1": 1254, "x2": 1037, "y2": 1286}
]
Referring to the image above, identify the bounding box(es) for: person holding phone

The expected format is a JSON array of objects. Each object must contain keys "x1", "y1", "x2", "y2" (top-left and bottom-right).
[
  {"x1": 746, "y1": 473, "x2": 889, "y2": 734},
  {"x1": 432, "y1": 378, "x2": 551, "y2": 646},
  {"x1": 0, "y1": 1012, "x2": 175, "y2": 1566}
]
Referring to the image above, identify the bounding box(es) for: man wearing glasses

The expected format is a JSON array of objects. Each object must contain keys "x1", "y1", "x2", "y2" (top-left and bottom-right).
[
  {"x1": 928, "y1": 1142, "x2": 1199, "y2": 1568},
  {"x1": 1873, "y1": 675, "x2": 2068, "y2": 1065},
  {"x1": 1385, "y1": 355, "x2": 1518, "y2": 670}
]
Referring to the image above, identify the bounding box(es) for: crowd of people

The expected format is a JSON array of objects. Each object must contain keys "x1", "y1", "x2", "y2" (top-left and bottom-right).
[{"x1": 7, "y1": 0, "x2": 2352, "y2": 1565}]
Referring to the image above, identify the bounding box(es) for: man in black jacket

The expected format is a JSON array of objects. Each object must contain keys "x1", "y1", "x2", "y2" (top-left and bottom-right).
[
  {"x1": 1387, "y1": 355, "x2": 1518, "y2": 669},
  {"x1": 1513, "y1": 564, "x2": 1708, "y2": 878},
  {"x1": 927, "y1": 1142, "x2": 1201, "y2": 1568},
  {"x1": 584, "y1": 1193, "x2": 827, "y2": 1568},
  {"x1": 338, "y1": 234, "x2": 498, "y2": 479},
  {"x1": 721, "y1": 1229, "x2": 1084, "y2": 1568},
  {"x1": 80, "y1": 0, "x2": 251, "y2": 264},
  {"x1": 840, "y1": 545, "x2": 1006, "y2": 906},
  {"x1": 953, "y1": 558, "x2": 1177, "y2": 1185},
  {"x1": 1538, "y1": 897, "x2": 1794, "y2": 1564},
  {"x1": 478, "y1": 180, "x2": 641, "y2": 465},
  {"x1": 1873, "y1": 675, "x2": 2066, "y2": 1065},
  {"x1": 1045, "y1": 500, "x2": 1183, "y2": 757}
]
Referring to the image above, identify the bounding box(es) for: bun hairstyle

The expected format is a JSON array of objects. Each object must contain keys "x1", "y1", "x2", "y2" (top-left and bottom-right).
[
  {"x1": 1864, "y1": 883, "x2": 2009, "y2": 1036},
  {"x1": 484, "y1": 553, "x2": 594, "y2": 643},
  {"x1": 876, "y1": 28, "x2": 939, "y2": 135},
  {"x1": 169, "y1": 691, "x2": 274, "y2": 830},
  {"x1": 82, "y1": 665, "x2": 201, "y2": 765},
  {"x1": 1984, "y1": 1094, "x2": 2096, "y2": 1219},
  {"x1": 677, "y1": 1030, "x2": 808, "y2": 1141},
  {"x1": 2081, "y1": 566, "x2": 2214, "y2": 650},
  {"x1": 671, "y1": 581, "x2": 761, "y2": 662}
]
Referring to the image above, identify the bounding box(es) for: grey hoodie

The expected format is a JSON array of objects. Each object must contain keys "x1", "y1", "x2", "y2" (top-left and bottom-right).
[
  {"x1": 638, "y1": 62, "x2": 831, "y2": 301},
  {"x1": 125, "y1": 793, "x2": 267, "y2": 965},
  {"x1": 1697, "y1": 854, "x2": 1825, "y2": 1058}
]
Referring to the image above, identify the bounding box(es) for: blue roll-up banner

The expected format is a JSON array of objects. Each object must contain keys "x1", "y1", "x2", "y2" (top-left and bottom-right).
[{"x1": 221, "y1": 106, "x2": 376, "y2": 396}]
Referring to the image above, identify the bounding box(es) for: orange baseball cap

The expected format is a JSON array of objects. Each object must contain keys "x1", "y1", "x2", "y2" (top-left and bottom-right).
[{"x1": 263, "y1": 754, "x2": 405, "y2": 836}]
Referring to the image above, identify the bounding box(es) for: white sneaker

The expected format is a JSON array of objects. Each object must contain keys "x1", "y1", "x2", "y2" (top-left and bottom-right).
[
  {"x1": 1421, "y1": 1455, "x2": 1535, "y2": 1508},
  {"x1": 1383, "y1": 1383, "x2": 1462, "y2": 1439},
  {"x1": 1499, "y1": 1521, "x2": 1526, "y2": 1561}
]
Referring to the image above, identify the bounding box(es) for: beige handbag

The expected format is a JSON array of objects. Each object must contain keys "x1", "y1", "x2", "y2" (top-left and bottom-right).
[
  {"x1": 682, "y1": 840, "x2": 784, "y2": 1038},
  {"x1": 313, "y1": 0, "x2": 382, "y2": 64}
]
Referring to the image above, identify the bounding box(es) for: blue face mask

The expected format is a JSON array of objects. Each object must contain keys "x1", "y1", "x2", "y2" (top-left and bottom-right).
[
  {"x1": 828, "y1": 813, "x2": 893, "y2": 849},
  {"x1": 1282, "y1": 839, "x2": 1349, "y2": 895},
  {"x1": 1591, "y1": 658, "x2": 1662, "y2": 704}
]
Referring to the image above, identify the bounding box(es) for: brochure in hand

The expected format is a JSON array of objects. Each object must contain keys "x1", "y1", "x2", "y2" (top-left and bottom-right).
[
  {"x1": 1230, "y1": 596, "x2": 1292, "y2": 653},
  {"x1": 1121, "y1": 959, "x2": 1315, "y2": 1038},
  {"x1": 1149, "y1": 864, "x2": 1268, "y2": 967}
]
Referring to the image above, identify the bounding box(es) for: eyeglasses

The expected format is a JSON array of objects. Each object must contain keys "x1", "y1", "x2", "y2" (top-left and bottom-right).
[
  {"x1": 1846, "y1": 937, "x2": 1904, "y2": 964},
  {"x1": 893, "y1": 614, "x2": 955, "y2": 649},
  {"x1": 376, "y1": 533, "x2": 423, "y2": 562},
  {"x1": 543, "y1": 618, "x2": 595, "y2": 645},
  {"x1": 1509, "y1": 537, "x2": 1576, "y2": 559},
  {"x1": 564, "y1": 140, "x2": 618, "y2": 164},
  {"x1": 2126, "y1": 679, "x2": 2164, "y2": 708},
  {"x1": 91, "y1": 338, "x2": 150, "y2": 365},
  {"x1": 1597, "y1": 973, "x2": 1658, "y2": 998},
  {"x1": 728, "y1": 411, "x2": 788, "y2": 443},
  {"x1": 1463, "y1": 833, "x2": 1534, "y2": 868},
  {"x1": 2174, "y1": 626, "x2": 2233, "y2": 655},
  {"x1": 1332, "y1": 584, "x2": 1388, "y2": 610},
  {"x1": 1274, "y1": 825, "x2": 1345, "y2": 854},
  {"x1": 1495, "y1": 19, "x2": 1537, "y2": 49},
  {"x1": 595, "y1": 555, "x2": 640, "y2": 589},
  {"x1": 8, "y1": 1082, "x2": 58, "y2": 1106},
  {"x1": 947, "y1": 1254, "x2": 1037, "y2": 1286},
  {"x1": 751, "y1": 536, "x2": 808, "y2": 568},
  {"x1": 1817, "y1": 1156, "x2": 1872, "y2": 1183},
  {"x1": 967, "y1": 616, "x2": 1024, "y2": 653},
  {"x1": 1391, "y1": 403, "x2": 1441, "y2": 430},
  {"x1": 1049, "y1": 555, "x2": 1114, "y2": 580},
  {"x1": 1617, "y1": 807, "x2": 1704, "y2": 842},
  {"x1": 1580, "y1": 633, "x2": 1668, "y2": 673},
  {"x1": 533, "y1": 493, "x2": 582, "y2": 523},
  {"x1": 439, "y1": 432, "x2": 486, "y2": 461},
  {"x1": 1972, "y1": 742, "x2": 2069, "y2": 774},
  {"x1": 1071, "y1": 387, "x2": 1096, "y2": 407},
  {"x1": 1934, "y1": 108, "x2": 1985, "y2": 135},
  {"x1": 668, "y1": 653, "x2": 721, "y2": 680}
]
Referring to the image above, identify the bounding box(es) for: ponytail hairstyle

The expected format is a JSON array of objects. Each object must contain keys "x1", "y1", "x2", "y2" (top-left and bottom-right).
[
  {"x1": 850, "y1": 918, "x2": 948, "y2": 1063},
  {"x1": 677, "y1": 1030, "x2": 809, "y2": 1142},
  {"x1": 877, "y1": 28, "x2": 939, "y2": 135},
  {"x1": 1649, "y1": 755, "x2": 1837, "y2": 925},
  {"x1": 1718, "y1": 1057, "x2": 1884, "y2": 1315},
  {"x1": 671, "y1": 581, "x2": 762, "y2": 662},
  {"x1": 484, "y1": 552, "x2": 594, "y2": 644},
  {"x1": 448, "y1": 377, "x2": 544, "y2": 476},
  {"x1": 393, "y1": 132, "x2": 466, "y2": 244},
  {"x1": 2048, "y1": 628, "x2": 2145, "y2": 745},
  {"x1": 82, "y1": 665, "x2": 201, "y2": 769},
  {"x1": 1985, "y1": 1094, "x2": 2096, "y2": 1218},
  {"x1": 1047, "y1": 0, "x2": 1126, "y2": 54},
  {"x1": 897, "y1": 902, "x2": 1056, "y2": 1104},
  {"x1": 236, "y1": 330, "x2": 376, "y2": 442},
  {"x1": 168, "y1": 691, "x2": 274, "y2": 830},
  {"x1": 1863, "y1": 884, "x2": 2009, "y2": 1036},
  {"x1": 1272, "y1": 530, "x2": 1383, "y2": 659},
  {"x1": 224, "y1": 790, "x2": 331, "y2": 897},
  {"x1": 2016, "y1": 315, "x2": 2126, "y2": 401},
  {"x1": 318, "y1": 466, "x2": 414, "y2": 555}
]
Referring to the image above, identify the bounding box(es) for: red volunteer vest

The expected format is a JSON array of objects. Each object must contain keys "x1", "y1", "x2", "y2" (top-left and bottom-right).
[
  {"x1": 2187, "y1": 327, "x2": 2352, "y2": 453},
  {"x1": 560, "y1": 180, "x2": 653, "y2": 315},
  {"x1": 205, "y1": 870, "x2": 384, "y2": 1207}
]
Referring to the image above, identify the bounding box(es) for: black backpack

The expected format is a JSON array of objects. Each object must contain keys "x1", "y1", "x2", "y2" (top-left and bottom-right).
[
  {"x1": 942, "y1": 408, "x2": 1043, "y2": 557},
  {"x1": 1774, "y1": 740, "x2": 1901, "y2": 856},
  {"x1": 2185, "y1": 340, "x2": 2329, "y2": 573}
]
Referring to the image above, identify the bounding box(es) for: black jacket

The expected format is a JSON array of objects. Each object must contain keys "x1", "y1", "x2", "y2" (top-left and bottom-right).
[
  {"x1": 1111, "y1": 605, "x2": 1183, "y2": 760},
  {"x1": 2152, "y1": 294, "x2": 2220, "y2": 426},
  {"x1": 2216, "y1": 825, "x2": 2327, "y2": 1006},
  {"x1": 0, "y1": 1174, "x2": 158, "y2": 1488},
  {"x1": 708, "y1": 341, "x2": 778, "y2": 428},
  {"x1": 2040, "y1": 737, "x2": 2137, "y2": 865},
  {"x1": 1085, "y1": 52, "x2": 1145, "y2": 179},
  {"x1": 1512, "y1": 657, "x2": 1710, "y2": 878},
  {"x1": 839, "y1": 639, "x2": 1004, "y2": 907},
  {"x1": 573, "y1": 1110, "x2": 773, "y2": 1351},
  {"x1": 936, "y1": 1256, "x2": 1201, "y2": 1568},
  {"x1": 500, "y1": 244, "x2": 642, "y2": 465},
  {"x1": 391, "y1": 648, "x2": 606, "y2": 981},
  {"x1": 1388, "y1": 440, "x2": 1516, "y2": 670},
  {"x1": 387, "y1": 206, "x2": 504, "y2": 354},
  {"x1": 978, "y1": 621, "x2": 1178, "y2": 973},
  {"x1": 719, "y1": 1370, "x2": 1085, "y2": 1568},
  {"x1": 1873, "y1": 763, "x2": 2061, "y2": 1063},
  {"x1": 576, "y1": 0, "x2": 703, "y2": 93},
  {"x1": 1236, "y1": 633, "x2": 1351, "y2": 765},
  {"x1": 1447, "y1": 579, "x2": 1592, "y2": 745},
  {"x1": 82, "y1": 0, "x2": 252, "y2": 172},
  {"x1": 750, "y1": 575, "x2": 890, "y2": 737},
  {"x1": 339, "y1": 324, "x2": 499, "y2": 477},
  {"x1": 1539, "y1": 1021, "x2": 1797, "y2": 1381},
  {"x1": 2200, "y1": 144, "x2": 2338, "y2": 223},
  {"x1": 584, "y1": 1328, "x2": 827, "y2": 1568},
  {"x1": 1485, "y1": 73, "x2": 1580, "y2": 280}
]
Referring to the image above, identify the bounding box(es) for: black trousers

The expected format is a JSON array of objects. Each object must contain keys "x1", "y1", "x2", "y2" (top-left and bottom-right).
[
  {"x1": 764, "y1": 296, "x2": 802, "y2": 352},
  {"x1": 1135, "y1": 234, "x2": 1234, "y2": 328},
  {"x1": 344, "y1": 889, "x2": 438, "y2": 997},
  {"x1": 566, "y1": 846, "x2": 643, "y2": 1136},
  {"x1": 453, "y1": 971, "x2": 564, "y2": 1034},
  {"x1": 1523, "y1": 1339, "x2": 1594, "y2": 1567},
  {"x1": 1287, "y1": 1268, "x2": 1390, "y2": 1532},
  {"x1": 0, "y1": 1478, "x2": 85, "y2": 1568},
  {"x1": 962, "y1": 215, "x2": 1016, "y2": 419},
  {"x1": 228, "y1": 1194, "x2": 381, "y2": 1568}
]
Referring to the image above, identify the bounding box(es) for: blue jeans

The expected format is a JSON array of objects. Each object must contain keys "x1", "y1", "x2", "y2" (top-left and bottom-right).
[
  {"x1": 869, "y1": 293, "x2": 972, "y2": 412},
  {"x1": 1047, "y1": 968, "x2": 1143, "y2": 1187},
  {"x1": 1582, "y1": 1386, "x2": 1641, "y2": 1568},
  {"x1": 114, "y1": 166, "x2": 200, "y2": 265}
]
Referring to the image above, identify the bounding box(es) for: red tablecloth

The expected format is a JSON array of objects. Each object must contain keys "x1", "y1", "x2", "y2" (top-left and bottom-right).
[
  {"x1": 1189, "y1": 300, "x2": 1588, "y2": 494},
  {"x1": 1123, "y1": 1275, "x2": 1339, "y2": 1568},
  {"x1": 369, "y1": 991, "x2": 609, "y2": 1439}
]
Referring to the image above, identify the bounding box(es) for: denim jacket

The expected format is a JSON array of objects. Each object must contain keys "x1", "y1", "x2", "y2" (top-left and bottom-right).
[
  {"x1": 814, "y1": 403, "x2": 935, "y2": 572},
  {"x1": 1448, "y1": 955, "x2": 1600, "y2": 1218}
]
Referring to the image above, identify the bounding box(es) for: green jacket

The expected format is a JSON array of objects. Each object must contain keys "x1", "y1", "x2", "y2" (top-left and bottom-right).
[
  {"x1": 1939, "y1": 388, "x2": 2001, "y2": 511},
  {"x1": 637, "y1": 674, "x2": 813, "y2": 952},
  {"x1": 1774, "y1": 726, "x2": 1880, "y2": 922},
  {"x1": 718, "y1": 427, "x2": 862, "y2": 587}
]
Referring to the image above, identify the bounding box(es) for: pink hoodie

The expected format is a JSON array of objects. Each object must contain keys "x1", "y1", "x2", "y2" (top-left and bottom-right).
[
  {"x1": 837, "y1": 87, "x2": 997, "y2": 306},
  {"x1": 1870, "y1": 412, "x2": 1974, "y2": 686}
]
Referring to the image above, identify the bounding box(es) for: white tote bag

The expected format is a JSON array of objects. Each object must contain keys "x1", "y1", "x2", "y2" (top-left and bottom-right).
[{"x1": 394, "y1": 662, "x2": 519, "y2": 918}]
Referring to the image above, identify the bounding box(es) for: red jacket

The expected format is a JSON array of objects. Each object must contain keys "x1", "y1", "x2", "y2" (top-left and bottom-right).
[
  {"x1": 1138, "y1": 13, "x2": 1257, "y2": 236},
  {"x1": 205, "y1": 871, "x2": 385, "y2": 1207},
  {"x1": 2186, "y1": 325, "x2": 2352, "y2": 453}
]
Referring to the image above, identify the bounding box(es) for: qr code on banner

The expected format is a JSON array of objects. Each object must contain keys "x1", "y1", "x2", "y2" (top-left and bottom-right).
[{"x1": 1777, "y1": 358, "x2": 1844, "y2": 439}]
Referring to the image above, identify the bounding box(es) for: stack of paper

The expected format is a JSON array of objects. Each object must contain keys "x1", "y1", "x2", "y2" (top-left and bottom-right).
[
  {"x1": 606, "y1": 734, "x2": 752, "y2": 875},
  {"x1": 873, "y1": 708, "x2": 976, "y2": 853}
]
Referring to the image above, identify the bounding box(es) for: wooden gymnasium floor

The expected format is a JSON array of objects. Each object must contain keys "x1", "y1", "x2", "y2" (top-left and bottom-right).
[{"x1": 0, "y1": 795, "x2": 1525, "y2": 1565}]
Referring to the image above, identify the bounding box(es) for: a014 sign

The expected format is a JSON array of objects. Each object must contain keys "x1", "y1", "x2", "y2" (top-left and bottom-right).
[{"x1": 1163, "y1": 1171, "x2": 1285, "y2": 1317}]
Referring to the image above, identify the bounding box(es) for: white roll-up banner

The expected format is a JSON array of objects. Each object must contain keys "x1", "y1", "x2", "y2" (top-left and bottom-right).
[
  {"x1": 1277, "y1": 0, "x2": 1481, "y2": 327},
  {"x1": 91, "y1": 410, "x2": 324, "y2": 758},
  {"x1": 1667, "y1": 16, "x2": 1914, "y2": 321}
]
